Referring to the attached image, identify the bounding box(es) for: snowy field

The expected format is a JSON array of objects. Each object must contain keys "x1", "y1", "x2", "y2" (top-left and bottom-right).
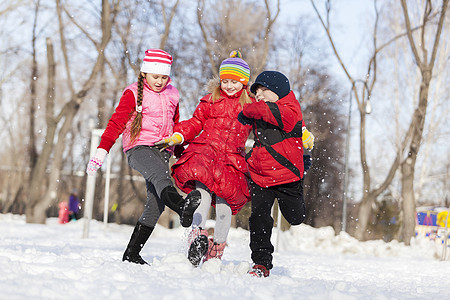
[{"x1": 1, "y1": 213, "x2": 449, "y2": 300}]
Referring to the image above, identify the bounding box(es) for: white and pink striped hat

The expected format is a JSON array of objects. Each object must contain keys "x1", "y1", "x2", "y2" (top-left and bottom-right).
[{"x1": 140, "y1": 49, "x2": 173, "y2": 75}]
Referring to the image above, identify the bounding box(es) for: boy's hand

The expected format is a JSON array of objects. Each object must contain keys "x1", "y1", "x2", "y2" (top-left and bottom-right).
[
  {"x1": 302, "y1": 127, "x2": 314, "y2": 150},
  {"x1": 238, "y1": 111, "x2": 253, "y2": 125},
  {"x1": 154, "y1": 132, "x2": 184, "y2": 151},
  {"x1": 86, "y1": 148, "x2": 108, "y2": 176}
]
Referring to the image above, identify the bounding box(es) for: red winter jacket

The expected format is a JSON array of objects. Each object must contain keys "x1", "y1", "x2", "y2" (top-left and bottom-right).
[
  {"x1": 171, "y1": 90, "x2": 253, "y2": 214},
  {"x1": 242, "y1": 91, "x2": 304, "y2": 188}
]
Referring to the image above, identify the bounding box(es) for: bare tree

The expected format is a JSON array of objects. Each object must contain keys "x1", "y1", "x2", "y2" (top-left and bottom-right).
[
  {"x1": 26, "y1": 0, "x2": 121, "y2": 224},
  {"x1": 398, "y1": 0, "x2": 448, "y2": 244},
  {"x1": 0, "y1": 0, "x2": 37, "y2": 214},
  {"x1": 310, "y1": 0, "x2": 428, "y2": 240},
  {"x1": 196, "y1": 0, "x2": 278, "y2": 78},
  {"x1": 311, "y1": 0, "x2": 448, "y2": 242},
  {"x1": 28, "y1": 1, "x2": 40, "y2": 170},
  {"x1": 311, "y1": 0, "x2": 386, "y2": 239}
]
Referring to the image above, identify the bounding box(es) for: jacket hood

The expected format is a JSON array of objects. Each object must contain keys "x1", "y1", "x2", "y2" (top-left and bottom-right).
[{"x1": 205, "y1": 76, "x2": 221, "y2": 93}]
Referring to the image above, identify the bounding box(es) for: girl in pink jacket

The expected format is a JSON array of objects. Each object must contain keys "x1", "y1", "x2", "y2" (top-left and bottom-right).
[{"x1": 86, "y1": 49, "x2": 201, "y2": 265}]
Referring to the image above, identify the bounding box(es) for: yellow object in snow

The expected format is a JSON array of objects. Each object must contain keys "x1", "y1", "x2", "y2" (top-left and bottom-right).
[{"x1": 437, "y1": 211, "x2": 450, "y2": 227}]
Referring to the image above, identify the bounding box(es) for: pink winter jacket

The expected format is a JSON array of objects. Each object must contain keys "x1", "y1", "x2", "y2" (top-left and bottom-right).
[{"x1": 99, "y1": 80, "x2": 180, "y2": 152}]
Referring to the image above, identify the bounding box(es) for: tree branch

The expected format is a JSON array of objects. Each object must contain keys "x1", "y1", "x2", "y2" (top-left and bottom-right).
[
  {"x1": 367, "y1": 0, "x2": 379, "y2": 95},
  {"x1": 420, "y1": 0, "x2": 432, "y2": 63},
  {"x1": 63, "y1": 6, "x2": 98, "y2": 48},
  {"x1": 254, "y1": 0, "x2": 280, "y2": 74},
  {"x1": 197, "y1": 0, "x2": 218, "y2": 76},
  {"x1": 400, "y1": 0, "x2": 423, "y2": 68},
  {"x1": 310, "y1": 0, "x2": 353, "y2": 82},
  {"x1": 428, "y1": 0, "x2": 448, "y2": 71},
  {"x1": 160, "y1": 0, "x2": 180, "y2": 49},
  {"x1": 56, "y1": 0, "x2": 75, "y2": 96}
]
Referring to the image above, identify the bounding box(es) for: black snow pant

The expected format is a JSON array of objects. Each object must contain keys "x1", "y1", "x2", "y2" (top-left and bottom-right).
[{"x1": 249, "y1": 179, "x2": 306, "y2": 270}]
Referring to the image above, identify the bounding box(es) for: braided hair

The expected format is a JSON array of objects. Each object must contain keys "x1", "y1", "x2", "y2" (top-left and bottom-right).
[{"x1": 129, "y1": 73, "x2": 145, "y2": 143}]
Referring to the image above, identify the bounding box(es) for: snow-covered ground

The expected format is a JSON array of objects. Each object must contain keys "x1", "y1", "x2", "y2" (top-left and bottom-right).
[{"x1": 1, "y1": 213, "x2": 449, "y2": 300}]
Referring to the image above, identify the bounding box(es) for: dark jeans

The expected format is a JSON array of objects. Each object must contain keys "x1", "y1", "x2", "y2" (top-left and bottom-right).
[{"x1": 249, "y1": 179, "x2": 306, "y2": 270}]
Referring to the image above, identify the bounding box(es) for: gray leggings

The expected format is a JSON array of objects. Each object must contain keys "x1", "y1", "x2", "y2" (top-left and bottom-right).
[
  {"x1": 126, "y1": 145, "x2": 173, "y2": 227},
  {"x1": 192, "y1": 182, "x2": 232, "y2": 244}
]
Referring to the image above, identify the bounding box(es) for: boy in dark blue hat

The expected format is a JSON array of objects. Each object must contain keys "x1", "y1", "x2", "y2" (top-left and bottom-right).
[{"x1": 238, "y1": 70, "x2": 314, "y2": 277}]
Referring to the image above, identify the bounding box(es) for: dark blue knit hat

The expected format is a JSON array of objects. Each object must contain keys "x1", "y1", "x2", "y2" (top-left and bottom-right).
[{"x1": 250, "y1": 71, "x2": 290, "y2": 99}]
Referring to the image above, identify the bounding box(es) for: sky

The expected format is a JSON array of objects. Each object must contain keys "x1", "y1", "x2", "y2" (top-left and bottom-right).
[
  {"x1": 280, "y1": 0, "x2": 373, "y2": 81},
  {"x1": 1, "y1": 213, "x2": 450, "y2": 299}
]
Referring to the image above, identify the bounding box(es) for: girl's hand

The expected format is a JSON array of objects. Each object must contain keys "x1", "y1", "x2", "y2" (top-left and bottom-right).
[
  {"x1": 86, "y1": 148, "x2": 108, "y2": 176},
  {"x1": 154, "y1": 132, "x2": 184, "y2": 151}
]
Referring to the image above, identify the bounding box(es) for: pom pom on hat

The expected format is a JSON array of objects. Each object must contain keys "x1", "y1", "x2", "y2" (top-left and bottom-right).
[
  {"x1": 140, "y1": 49, "x2": 173, "y2": 76},
  {"x1": 219, "y1": 50, "x2": 250, "y2": 85},
  {"x1": 229, "y1": 50, "x2": 242, "y2": 58}
]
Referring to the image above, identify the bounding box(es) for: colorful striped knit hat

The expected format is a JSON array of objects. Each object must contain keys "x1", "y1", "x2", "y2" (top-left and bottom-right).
[
  {"x1": 219, "y1": 50, "x2": 250, "y2": 85},
  {"x1": 140, "y1": 49, "x2": 173, "y2": 76}
]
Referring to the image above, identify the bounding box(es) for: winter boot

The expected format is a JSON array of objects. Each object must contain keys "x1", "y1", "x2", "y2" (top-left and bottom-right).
[
  {"x1": 160, "y1": 186, "x2": 201, "y2": 227},
  {"x1": 187, "y1": 228, "x2": 209, "y2": 267},
  {"x1": 204, "y1": 238, "x2": 226, "y2": 262},
  {"x1": 248, "y1": 264, "x2": 270, "y2": 278},
  {"x1": 122, "y1": 222, "x2": 153, "y2": 265}
]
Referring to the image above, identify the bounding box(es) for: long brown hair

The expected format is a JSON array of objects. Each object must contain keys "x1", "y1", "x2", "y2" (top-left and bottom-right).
[{"x1": 129, "y1": 73, "x2": 145, "y2": 143}]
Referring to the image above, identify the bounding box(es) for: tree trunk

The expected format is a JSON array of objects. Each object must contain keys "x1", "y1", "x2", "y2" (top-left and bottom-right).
[
  {"x1": 25, "y1": 37, "x2": 57, "y2": 223},
  {"x1": 400, "y1": 160, "x2": 416, "y2": 245},
  {"x1": 398, "y1": 0, "x2": 448, "y2": 244},
  {"x1": 38, "y1": 103, "x2": 79, "y2": 217},
  {"x1": 28, "y1": 2, "x2": 39, "y2": 170},
  {"x1": 310, "y1": 2, "x2": 400, "y2": 240},
  {"x1": 25, "y1": 124, "x2": 57, "y2": 222},
  {"x1": 355, "y1": 109, "x2": 372, "y2": 240},
  {"x1": 355, "y1": 196, "x2": 371, "y2": 240},
  {"x1": 400, "y1": 72, "x2": 430, "y2": 244},
  {"x1": 26, "y1": 0, "x2": 115, "y2": 223},
  {"x1": 2, "y1": 185, "x2": 23, "y2": 214}
]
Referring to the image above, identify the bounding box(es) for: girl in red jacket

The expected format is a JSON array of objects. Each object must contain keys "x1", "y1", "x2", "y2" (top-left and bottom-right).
[
  {"x1": 237, "y1": 70, "x2": 314, "y2": 277},
  {"x1": 86, "y1": 49, "x2": 201, "y2": 265},
  {"x1": 159, "y1": 51, "x2": 254, "y2": 266}
]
